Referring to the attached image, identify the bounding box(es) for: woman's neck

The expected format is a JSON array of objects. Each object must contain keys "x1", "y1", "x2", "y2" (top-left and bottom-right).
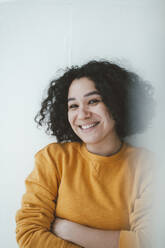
[{"x1": 86, "y1": 134, "x2": 122, "y2": 157}]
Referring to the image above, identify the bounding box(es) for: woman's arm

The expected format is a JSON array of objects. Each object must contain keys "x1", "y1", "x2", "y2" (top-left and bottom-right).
[
  {"x1": 15, "y1": 148, "x2": 80, "y2": 248},
  {"x1": 52, "y1": 217, "x2": 120, "y2": 248}
]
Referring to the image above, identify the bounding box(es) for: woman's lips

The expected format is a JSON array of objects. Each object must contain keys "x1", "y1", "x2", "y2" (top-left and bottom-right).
[{"x1": 78, "y1": 122, "x2": 100, "y2": 131}]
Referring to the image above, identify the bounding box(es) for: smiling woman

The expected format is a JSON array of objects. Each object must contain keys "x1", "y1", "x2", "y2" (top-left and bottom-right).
[
  {"x1": 15, "y1": 60, "x2": 155, "y2": 248},
  {"x1": 67, "y1": 77, "x2": 120, "y2": 156}
]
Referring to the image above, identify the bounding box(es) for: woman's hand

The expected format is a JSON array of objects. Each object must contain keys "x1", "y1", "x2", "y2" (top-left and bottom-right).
[
  {"x1": 52, "y1": 217, "x2": 78, "y2": 241},
  {"x1": 52, "y1": 217, "x2": 120, "y2": 248}
]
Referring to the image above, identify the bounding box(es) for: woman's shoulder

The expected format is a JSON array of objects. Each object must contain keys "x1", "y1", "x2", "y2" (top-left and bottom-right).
[
  {"x1": 35, "y1": 141, "x2": 82, "y2": 159},
  {"x1": 125, "y1": 142, "x2": 154, "y2": 159},
  {"x1": 124, "y1": 142, "x2": 155, "y2": 176}
]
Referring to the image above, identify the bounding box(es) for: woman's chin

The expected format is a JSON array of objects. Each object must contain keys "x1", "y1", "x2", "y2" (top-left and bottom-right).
[{"x1": 79, "y1": 136, "x2": 100, "y2": 145}]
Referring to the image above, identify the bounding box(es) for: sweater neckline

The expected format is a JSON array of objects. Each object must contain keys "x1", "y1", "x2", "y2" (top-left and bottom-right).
[{"x1": 80, "y1": 142, "x2": 128, "y2": 163}]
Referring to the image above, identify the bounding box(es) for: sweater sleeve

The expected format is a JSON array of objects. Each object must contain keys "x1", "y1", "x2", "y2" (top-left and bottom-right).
[
  {"x1": 15, "y1": 148, "x2": 81, "y2": 248},
  {"x1": 119, "y1": 152, "x2": 154, "y2": 248}
]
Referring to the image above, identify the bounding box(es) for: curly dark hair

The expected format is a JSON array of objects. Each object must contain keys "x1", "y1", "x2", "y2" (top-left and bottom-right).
[{"x1": 34, "y1": 60, "x2": 155, "y2": 142}]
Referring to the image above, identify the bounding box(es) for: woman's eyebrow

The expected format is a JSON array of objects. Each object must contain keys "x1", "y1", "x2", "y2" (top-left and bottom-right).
[
  {"x1": 68, "y1": 91, "x2": 100, "y2": 102},
  {"x1": 84, "y1": 91, "x2": 100, "y2": 97}
]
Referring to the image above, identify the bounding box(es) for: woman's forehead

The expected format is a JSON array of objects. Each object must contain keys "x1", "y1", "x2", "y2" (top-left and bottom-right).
[{"x1": 68, "y1": 77, "x2": 97, "y2": 98}]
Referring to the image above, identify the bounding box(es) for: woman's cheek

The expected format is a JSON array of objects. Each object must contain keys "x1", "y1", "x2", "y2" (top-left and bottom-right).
[{"x1": 68, "y1": 111, "x2": 75, "y2": 126}]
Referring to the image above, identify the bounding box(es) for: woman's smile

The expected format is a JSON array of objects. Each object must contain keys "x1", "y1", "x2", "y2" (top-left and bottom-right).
[{"x1": 78, "y1": 121, "x2": 100, "y2": 132}]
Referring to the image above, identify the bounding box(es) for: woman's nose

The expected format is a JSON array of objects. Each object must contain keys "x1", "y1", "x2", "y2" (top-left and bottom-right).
[{"x1": 78, "y1": 106, "x2": 91, "y2": 119}]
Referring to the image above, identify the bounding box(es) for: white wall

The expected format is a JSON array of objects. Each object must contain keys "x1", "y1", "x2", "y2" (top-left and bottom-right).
[{"x1": 0, "y1": 0, "x2": 164, "y2": 247}]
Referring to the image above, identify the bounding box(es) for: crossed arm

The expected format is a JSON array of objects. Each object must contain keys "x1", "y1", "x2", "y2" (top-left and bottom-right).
[
  {"x1": 16, "y1": 149, "x2": 153, "y2": 248},
  {"x1": 15, "y1": 152, "x2": 120, "y2": 248},
  {"x1": 52, "y1": 217, "x2": 120, "y2": 248}
]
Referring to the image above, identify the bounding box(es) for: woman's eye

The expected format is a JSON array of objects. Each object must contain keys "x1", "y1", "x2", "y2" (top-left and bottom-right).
[
  {"x1": 68, "y1": 104, "x2": 78, "y2": 110},
  {"x1": 89, "y1": 99, "x2": 101, "y2": 105}
]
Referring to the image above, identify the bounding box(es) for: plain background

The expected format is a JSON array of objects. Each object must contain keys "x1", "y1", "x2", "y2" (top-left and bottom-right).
[{"x1": 0, "y1": 0, "x2": 165, "y2": 247}]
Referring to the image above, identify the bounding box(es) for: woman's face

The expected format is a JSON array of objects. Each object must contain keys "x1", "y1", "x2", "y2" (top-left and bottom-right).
[{"x1": 67, "y1": 77, "x2": 118, "y2": 147}]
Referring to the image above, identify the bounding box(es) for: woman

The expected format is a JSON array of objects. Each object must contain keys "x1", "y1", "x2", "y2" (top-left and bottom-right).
[{"x1": 16, "y1": 60, "x2": 155, "y2": 248}]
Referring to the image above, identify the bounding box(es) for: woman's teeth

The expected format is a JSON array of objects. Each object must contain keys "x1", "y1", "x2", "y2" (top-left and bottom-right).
[{"x1": 80, "y1": 122, "x2": 99, "y2": 130}]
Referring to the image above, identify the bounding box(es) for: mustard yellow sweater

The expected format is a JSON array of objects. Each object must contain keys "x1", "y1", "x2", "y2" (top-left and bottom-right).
[{"x1": 16, "y1": 142, "x2": 153, "y2": 248}]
